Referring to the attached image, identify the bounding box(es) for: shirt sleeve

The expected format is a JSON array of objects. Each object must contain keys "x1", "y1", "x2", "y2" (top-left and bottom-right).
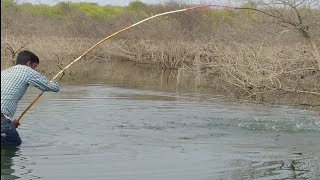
[{"x1": 27, "y1": 69, "x2": 60, "y2": 92}]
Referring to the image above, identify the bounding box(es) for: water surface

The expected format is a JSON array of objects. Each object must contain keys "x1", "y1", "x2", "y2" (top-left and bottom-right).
[{"x1": 1, "y1": 63, "x2": 320, "y2": 180}]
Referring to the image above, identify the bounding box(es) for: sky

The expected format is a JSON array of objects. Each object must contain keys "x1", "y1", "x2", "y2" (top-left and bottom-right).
[{"x1": 17, "y1": 0, "x2": 227, "y2": 6}]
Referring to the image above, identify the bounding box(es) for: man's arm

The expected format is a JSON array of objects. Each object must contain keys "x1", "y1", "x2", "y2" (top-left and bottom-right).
[{"x1": 27, "y1": 69, "x2": 60, "y2": 92}]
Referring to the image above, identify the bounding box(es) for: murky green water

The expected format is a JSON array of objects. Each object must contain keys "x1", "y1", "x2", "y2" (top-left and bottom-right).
[{"x1": 1, "y1": 62, "x2": 320, "y2": 180}]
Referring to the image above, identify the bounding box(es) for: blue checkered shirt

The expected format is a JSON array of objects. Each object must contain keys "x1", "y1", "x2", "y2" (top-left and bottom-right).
[{"x1": 1, "y1": 65, "x2": 60, "y2": 119}]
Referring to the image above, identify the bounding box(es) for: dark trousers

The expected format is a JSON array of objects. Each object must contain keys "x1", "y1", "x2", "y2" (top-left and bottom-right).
[{"x1": 1, "y1": 114, "x2": 22, "y2": 146}]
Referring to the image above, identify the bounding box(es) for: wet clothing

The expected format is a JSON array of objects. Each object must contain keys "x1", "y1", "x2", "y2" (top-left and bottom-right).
[
  {"x1": 1, "y1": 114, "x2": 21, "y2": 146},
  {"x1": 1, "y1": 65, "x2": 60, "y2": 145}
]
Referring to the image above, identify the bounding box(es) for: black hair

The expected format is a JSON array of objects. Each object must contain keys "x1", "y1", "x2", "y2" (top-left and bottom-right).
[{"x1": 16, "y1": 50, "x2": 39, "y2": 65}]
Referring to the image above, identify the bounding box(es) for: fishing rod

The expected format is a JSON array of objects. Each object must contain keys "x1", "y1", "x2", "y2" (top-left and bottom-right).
[{"x1": 17, "y1": 4, "x2": 238, "y2": 122}]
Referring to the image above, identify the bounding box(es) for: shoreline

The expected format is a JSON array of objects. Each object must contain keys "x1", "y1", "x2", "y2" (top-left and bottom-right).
[{"x1": 27, "y1": 59, "x2": 320, "y2": 112}]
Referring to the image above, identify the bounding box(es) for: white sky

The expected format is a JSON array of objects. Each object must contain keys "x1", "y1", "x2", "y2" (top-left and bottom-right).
[{"x1": 17, "y1": 0, "x2": 229, "y2": 6}]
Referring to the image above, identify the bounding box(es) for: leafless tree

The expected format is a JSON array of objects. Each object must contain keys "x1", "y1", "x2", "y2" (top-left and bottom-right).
[{"x1": 237, "y1": 0, "x2": 320, "y2": 68}]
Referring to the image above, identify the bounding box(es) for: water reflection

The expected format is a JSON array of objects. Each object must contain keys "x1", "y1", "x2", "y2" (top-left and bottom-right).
[
  {"x1": 60, "y1": 60, "x2": 208, "y2": 95},
  {"x1": 1, "y1": 145, "x2": 20, "y2": 180}
]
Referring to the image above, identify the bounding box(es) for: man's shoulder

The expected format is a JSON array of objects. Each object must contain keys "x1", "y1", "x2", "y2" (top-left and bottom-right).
[
  {"x1": 2, "y1": 65, "x2": 33, "y2": 76},
  {"x1": 3, "y1": 65, "x2": 26, "y2": 70},
  {"x1": 14, "y1": 65, "x2": 28, "y2": 69},
  {"x1": 12, "y1": 65, "x2": 33, "y2": 72}
]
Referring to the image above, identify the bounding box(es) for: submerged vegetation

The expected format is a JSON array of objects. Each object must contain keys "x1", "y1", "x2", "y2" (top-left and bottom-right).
[{"x1": 1, "y1": 0, "x2": 320, "y2": 107}]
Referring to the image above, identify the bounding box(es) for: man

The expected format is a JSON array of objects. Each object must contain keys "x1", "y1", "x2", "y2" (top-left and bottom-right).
[{"x1": 1, "y1": 50, "x2": 60, "y2": 145}]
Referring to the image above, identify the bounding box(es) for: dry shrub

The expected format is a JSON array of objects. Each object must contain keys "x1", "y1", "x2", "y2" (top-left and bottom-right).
[
  {"x1": 109, "y1": 39, "x2": 198, "y2": 69},
  {"x1": 198, "y1": 42, "x2": 320, "y2": 98}
]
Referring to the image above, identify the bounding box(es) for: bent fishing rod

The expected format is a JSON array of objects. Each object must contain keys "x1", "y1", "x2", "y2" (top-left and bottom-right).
[{"x1": 17, "y1": 4, "x2": 241, "y2": 122}]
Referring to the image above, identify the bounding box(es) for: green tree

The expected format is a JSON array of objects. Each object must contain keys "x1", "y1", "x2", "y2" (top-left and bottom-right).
[{"x1": 128, "y1": 0, "x2": 147, "y2": 11}]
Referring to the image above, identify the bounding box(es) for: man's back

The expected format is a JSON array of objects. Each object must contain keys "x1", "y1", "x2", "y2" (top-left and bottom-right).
[{"x1": 1, "y1": 65, "x2": 60, "y2": 119}]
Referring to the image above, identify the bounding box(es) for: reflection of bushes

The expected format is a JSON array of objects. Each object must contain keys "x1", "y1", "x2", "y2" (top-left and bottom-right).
[{"x1": 1, "y1": 1, "x2": 319, "y2": 105}]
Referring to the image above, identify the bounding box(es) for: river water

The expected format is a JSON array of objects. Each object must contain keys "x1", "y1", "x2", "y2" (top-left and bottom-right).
[{"x1": 1, "y1": 62, "x2": 320, "y2": 180}]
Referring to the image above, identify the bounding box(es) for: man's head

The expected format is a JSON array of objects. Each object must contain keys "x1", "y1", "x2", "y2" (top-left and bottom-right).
[{"x1": 16, "y1": 50, "x2": 39, "y2": 69}]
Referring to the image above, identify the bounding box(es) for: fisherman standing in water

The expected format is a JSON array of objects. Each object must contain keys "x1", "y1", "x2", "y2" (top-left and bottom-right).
[{"x1": 1, "y1": 50, "x2": 60, "y2": 145}]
